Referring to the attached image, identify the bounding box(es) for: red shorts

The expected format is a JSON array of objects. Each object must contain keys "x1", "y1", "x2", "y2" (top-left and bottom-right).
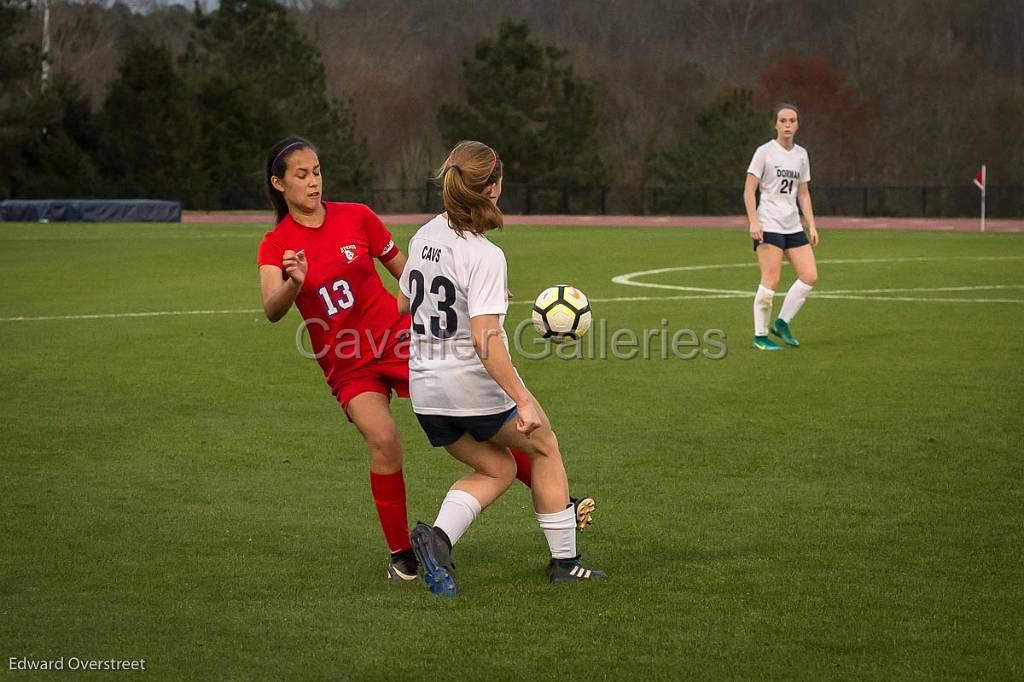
[{"x1": 331, "y1": 352, "x2": 410, "y2": 418}]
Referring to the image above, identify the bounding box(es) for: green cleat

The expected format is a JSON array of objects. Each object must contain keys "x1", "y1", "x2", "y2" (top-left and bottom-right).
[
  {"x1": 752, "y1": 335, "x2": 783, "y2": 351},
  {"x1": 770, "y1": 319, "x2": 800, "y2": 347}
]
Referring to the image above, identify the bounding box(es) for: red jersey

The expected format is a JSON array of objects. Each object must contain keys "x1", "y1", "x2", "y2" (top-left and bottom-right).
[{"x1": 257, "y1": 202, "x2": 410, "y2": 391}]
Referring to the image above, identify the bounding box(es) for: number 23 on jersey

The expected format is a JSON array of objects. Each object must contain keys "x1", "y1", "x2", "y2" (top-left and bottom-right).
[{"x1": 408, "y1": 269, "x2": 458, "y2": 338}]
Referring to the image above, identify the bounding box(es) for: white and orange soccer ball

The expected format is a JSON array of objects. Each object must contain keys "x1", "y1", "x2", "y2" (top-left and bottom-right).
[{"x1": 531, "y1": 285, "x2": 592, "y2": 343}]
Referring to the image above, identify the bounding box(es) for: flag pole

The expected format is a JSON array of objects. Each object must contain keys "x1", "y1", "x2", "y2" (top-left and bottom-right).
[
  {"x1": 974, "y1": 164, "x2": 987, "y2": 233},
  {"x1": 981, "y1": 187, "x2": 986, "y2": 233}
]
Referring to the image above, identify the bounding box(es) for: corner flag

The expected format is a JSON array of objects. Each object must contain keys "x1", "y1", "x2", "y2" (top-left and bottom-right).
[{"x1": 974, "y1": 165, "x2": 986, "y2": 232}]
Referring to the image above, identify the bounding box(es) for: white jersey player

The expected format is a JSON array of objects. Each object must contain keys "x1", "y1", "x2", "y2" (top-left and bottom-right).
[
  {"x1": 743, "y1": 103, "x2": 821, "y2": 350},
  {"x1": 398, "y1": 140, "x2": 605, "y2": 596},
  {"x1": 401, "y1": 213, "x2": 515, "y2": 417}
]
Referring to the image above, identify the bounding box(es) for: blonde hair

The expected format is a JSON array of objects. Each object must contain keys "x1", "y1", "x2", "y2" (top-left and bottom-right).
[{"x1": 437, "y1": 140, "x2": 504, "y2": 237}]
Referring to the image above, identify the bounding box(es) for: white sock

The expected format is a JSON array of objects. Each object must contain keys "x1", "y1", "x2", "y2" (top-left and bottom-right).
[
  {"x1": 779, "y1": 279, "x2": 814, "y2": 323},
  {"x1": 536, "y1": 505, "x2": 577, "y2": 559},
  {"x1": 753, "y1": 285, "x2": 775, "y2": 336},
  {"x1": 433, "y1": 489, "x2": 481, "y2": 547}
]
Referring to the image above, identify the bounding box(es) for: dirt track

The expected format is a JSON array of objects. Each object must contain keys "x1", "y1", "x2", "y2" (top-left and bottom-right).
[{"x1": 183, "y1": 211, "x2": 1023, "y2": 233}]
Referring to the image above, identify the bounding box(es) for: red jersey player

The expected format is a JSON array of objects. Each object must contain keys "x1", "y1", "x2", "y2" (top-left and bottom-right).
[
  {"x1": 256, "y1": 137, "x2": 595, "y2": 583},
  {"x1": 258, "y1": 137, "x2": 419, "y2": 581}
]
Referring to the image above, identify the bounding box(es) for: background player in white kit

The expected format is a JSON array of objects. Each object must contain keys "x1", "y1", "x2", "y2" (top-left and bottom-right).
[
  {"x1": 397, "y1": 140, "x2": 605, "y2": 596},
  {"x1": 743, "y1": 103, "x2": 820, "y2": 350}
]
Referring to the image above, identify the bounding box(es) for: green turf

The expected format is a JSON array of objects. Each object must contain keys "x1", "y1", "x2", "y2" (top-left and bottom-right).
[{"x1": 1, "y1": 221, "x2": 1022, "y2": 679}]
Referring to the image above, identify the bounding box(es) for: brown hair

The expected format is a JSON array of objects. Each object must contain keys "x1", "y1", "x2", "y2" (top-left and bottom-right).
[
  {"x1": 437, "y1": 140, "x2": 504, "y2": 237},
  {"x1": 265, "y1": 137, "x2": 317, "y2": 223},
  {"x1": 772, "y1": 102, "x2": 800, "y2": 123}
]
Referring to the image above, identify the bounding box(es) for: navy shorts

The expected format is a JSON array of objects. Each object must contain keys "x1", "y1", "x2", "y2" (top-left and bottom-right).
[
  {"x1": 753, "y1": 231, "x2": 810, "y2": 252},
  {"x1": 415, "y1": 407, "x2": 518, "y2": 447}
]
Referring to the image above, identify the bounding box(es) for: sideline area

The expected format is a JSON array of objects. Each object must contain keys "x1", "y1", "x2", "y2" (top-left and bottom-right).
[{"x1": 183, "y1": 211, "x2": 1024, "y2": 232}]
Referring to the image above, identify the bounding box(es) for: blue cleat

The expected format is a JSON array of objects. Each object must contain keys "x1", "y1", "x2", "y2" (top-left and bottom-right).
[
  {"x1": 752, "y1": 335, "x2": 783, "y2": 350},
  {"x1": 410, "y1": 523, "x2": 458, "y2": 597},
  {"x1": 770, "y1": 319, "x2": 800, "y2": 347}
]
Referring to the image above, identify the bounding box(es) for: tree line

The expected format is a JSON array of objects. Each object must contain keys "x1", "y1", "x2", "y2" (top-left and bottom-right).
[{"x1": 2, "y1": 0, "x2": 1022, "y2": 211}]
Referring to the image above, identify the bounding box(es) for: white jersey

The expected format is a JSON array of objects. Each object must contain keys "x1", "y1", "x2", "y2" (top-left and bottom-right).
[
  {"x1": 746, "y1": 140, "x2": 811, "y2": 234},
  {"x1": 400, "y1": 214, "x2": 516, "y2": 416}
]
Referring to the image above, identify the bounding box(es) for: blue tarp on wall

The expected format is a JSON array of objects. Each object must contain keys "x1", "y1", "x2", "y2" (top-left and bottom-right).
[{"x1": 0, "y1": 200, "x2": 182, "y2": 223}]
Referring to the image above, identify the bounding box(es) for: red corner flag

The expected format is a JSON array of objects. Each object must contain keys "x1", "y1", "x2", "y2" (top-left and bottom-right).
[{"x1": 974, "y1": 165, "x2": 987, "y2": 232}]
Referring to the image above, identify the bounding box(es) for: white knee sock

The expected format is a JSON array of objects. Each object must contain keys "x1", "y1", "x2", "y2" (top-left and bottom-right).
[
  {"x1": 753, "y1": 285, "x2": 775, "y2": 336},
  {"x1": 779, "y1": 279, "x2": 814, "y2": 323},
  {"x1": 536, "y1": 505, "x2": 577, "y2": 559},
  {"x1": 433, "y1": 489, "x2": 481, "y2": 547}
]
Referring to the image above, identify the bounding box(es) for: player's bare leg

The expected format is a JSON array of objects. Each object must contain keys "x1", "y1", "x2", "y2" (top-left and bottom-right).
[
  {"x1": 490, "y1": 410, "x2": 567, "y2": 514},
  {"x1": 410, "y1": 436, "x2": 516, "y2": 596},
  {"x1": 773, "y1": 245, "x2": 818, "y2": 346},
  {"x1": 347, "y1": 392, "x2": 416, "y2": 580},
  {"x1": 445, "y1": 436, "x2": 518, "y2": 509},
  {"x1": 753, "y1": 244, "x2": 784, "y2": 350},
  {"x1": 490, "y1": 410, "x2": 605, "y2": 583},
  {"x1": 507, "y1": 448, "x2": 594, "y2": 531}
]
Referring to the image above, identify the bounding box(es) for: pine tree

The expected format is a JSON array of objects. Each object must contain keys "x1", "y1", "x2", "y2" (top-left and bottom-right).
[
  {"x1": 438, "y1": 20, "x2": 609, "y2": 187},
  {"x1": 96, "y1": 37, "x2": 206, "y2": 205},
  {"x1": 184, "y1": 0, "x2": 372, "y2": 208},
  {"x1": 650, "y1": 88, "x2": 767, "y2": 187}
]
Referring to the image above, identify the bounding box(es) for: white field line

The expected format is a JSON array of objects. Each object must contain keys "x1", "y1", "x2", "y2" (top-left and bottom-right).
[
  {"x1": 3, "y1": 233, "x2": 259, "y2": 241},
  {"x1": 812, "y1": 295, "x2": 1024, "y2": 304},
  {"x1": 611, "y1": 256, "x2": 1024, "y2": 304},
  {"x1": 0, "y1": 309, "x2": 262, "y2": 322},
  {"x1": 611, "y1": 255, "x2": 1024, "y2": 288},
  {"x1": 1, "y1": 296, "x2": 750, "y2": 323},
  {"x1": 5, "y1": 289, "x2": 1023, "y2": 323},
  {"x1": 4, "y1": 256, "x2": 1024, "y2": 322},
  {"x1": 823, "y1": 285, "x2": 1024, "y2": 294}
]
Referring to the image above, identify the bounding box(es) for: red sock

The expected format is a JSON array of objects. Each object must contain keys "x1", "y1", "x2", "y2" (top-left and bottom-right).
[
  {"x1": 510, "y1": 448, "x2": 532, "y2": 487},
  {"x1": 369, "y1": 470, "x2": 412, "y2": 553}
]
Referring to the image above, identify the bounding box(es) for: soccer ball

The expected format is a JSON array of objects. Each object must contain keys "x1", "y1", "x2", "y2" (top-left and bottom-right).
[{"x1": 532, "y1": 285, "x2": 592, "y2": 343}]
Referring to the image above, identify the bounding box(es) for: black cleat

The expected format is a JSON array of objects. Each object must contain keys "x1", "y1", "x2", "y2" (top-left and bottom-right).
[
  {"x1": 570, "y1": 496, "x2": 596, "y2": 532},
  {"x1": 546, "y1": 555, "x2": 607, "y2": 584},
  {"x1": 410, "y1": 523, "x2": 458, "y2": 597},
  {"x1": 386, "y1": 548, "x2": 419, "y2": 582}
]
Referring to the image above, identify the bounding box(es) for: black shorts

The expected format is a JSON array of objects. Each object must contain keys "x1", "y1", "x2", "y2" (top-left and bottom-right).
[
  {"x1": 753, "y1": 231, "x2": 810, "y2": 252},
  {"x1": 415, "y1": 407, "x2": 518, "y2": 447}
]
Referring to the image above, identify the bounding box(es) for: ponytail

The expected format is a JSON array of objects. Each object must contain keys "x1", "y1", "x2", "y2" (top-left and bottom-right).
[{"x1": 437, "y1": 140, "x2": 504, "y2": 237}]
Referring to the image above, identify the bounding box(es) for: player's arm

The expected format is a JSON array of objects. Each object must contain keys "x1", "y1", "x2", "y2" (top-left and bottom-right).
[
  {"x1": 797, "y1": 182, "x2": 819, "y2": 246},
  {"x1": 259, "y1": 249, "x2": 306, "y2": 322},
  {"x1": 743, "y1": 173, "x2": 762, "y2": 243},
  {"x1": 471, "y1": 315, "x2": 542, "y2": 435},
  {"x1": 396, "y1": 292, "x2": 410, "y2": 315},
  {"x1": 394, "y1": 253, "x2": 412, "y2": 315},
  {"x1": 381, "y1": 250, "x2": 407, "y2": 282}
]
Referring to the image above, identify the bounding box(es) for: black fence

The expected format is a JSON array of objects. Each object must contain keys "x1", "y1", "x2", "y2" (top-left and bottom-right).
[{"x1": 357, "y1": 183, "x2": 1023, "y2": 218}]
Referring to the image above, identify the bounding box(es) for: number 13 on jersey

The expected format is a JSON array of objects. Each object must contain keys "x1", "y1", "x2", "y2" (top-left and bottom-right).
[{"x1": 318, "y1": 278, "x2": 355, "y2": 316}]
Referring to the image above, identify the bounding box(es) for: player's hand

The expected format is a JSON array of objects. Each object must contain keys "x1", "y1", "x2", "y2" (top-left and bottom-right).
[
  {"x1": 506, "y1": 288, "x2": 514, "y2": 299},
  {"x1": 749, "y1": 222, "x2": 763, "y2": 243},
  {"x1": 515, "y1": 399, "x2": 542, "y2": 437},
  {"x1": 808, "y1": 226, "x2": 820, "y2": 247},
  {"x1": 283, "y1": 249, "x2": 307, "y2": 285}
]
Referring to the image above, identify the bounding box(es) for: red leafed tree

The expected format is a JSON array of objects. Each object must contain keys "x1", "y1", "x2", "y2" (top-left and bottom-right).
[{"x1": 756, "y1": 57, "x2": 875, "y2": 182}]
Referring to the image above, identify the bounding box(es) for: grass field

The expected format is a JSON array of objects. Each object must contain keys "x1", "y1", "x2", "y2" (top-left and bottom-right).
[{"x1": 1, "y1": 221, "x2": 1022, "y2": 679}]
